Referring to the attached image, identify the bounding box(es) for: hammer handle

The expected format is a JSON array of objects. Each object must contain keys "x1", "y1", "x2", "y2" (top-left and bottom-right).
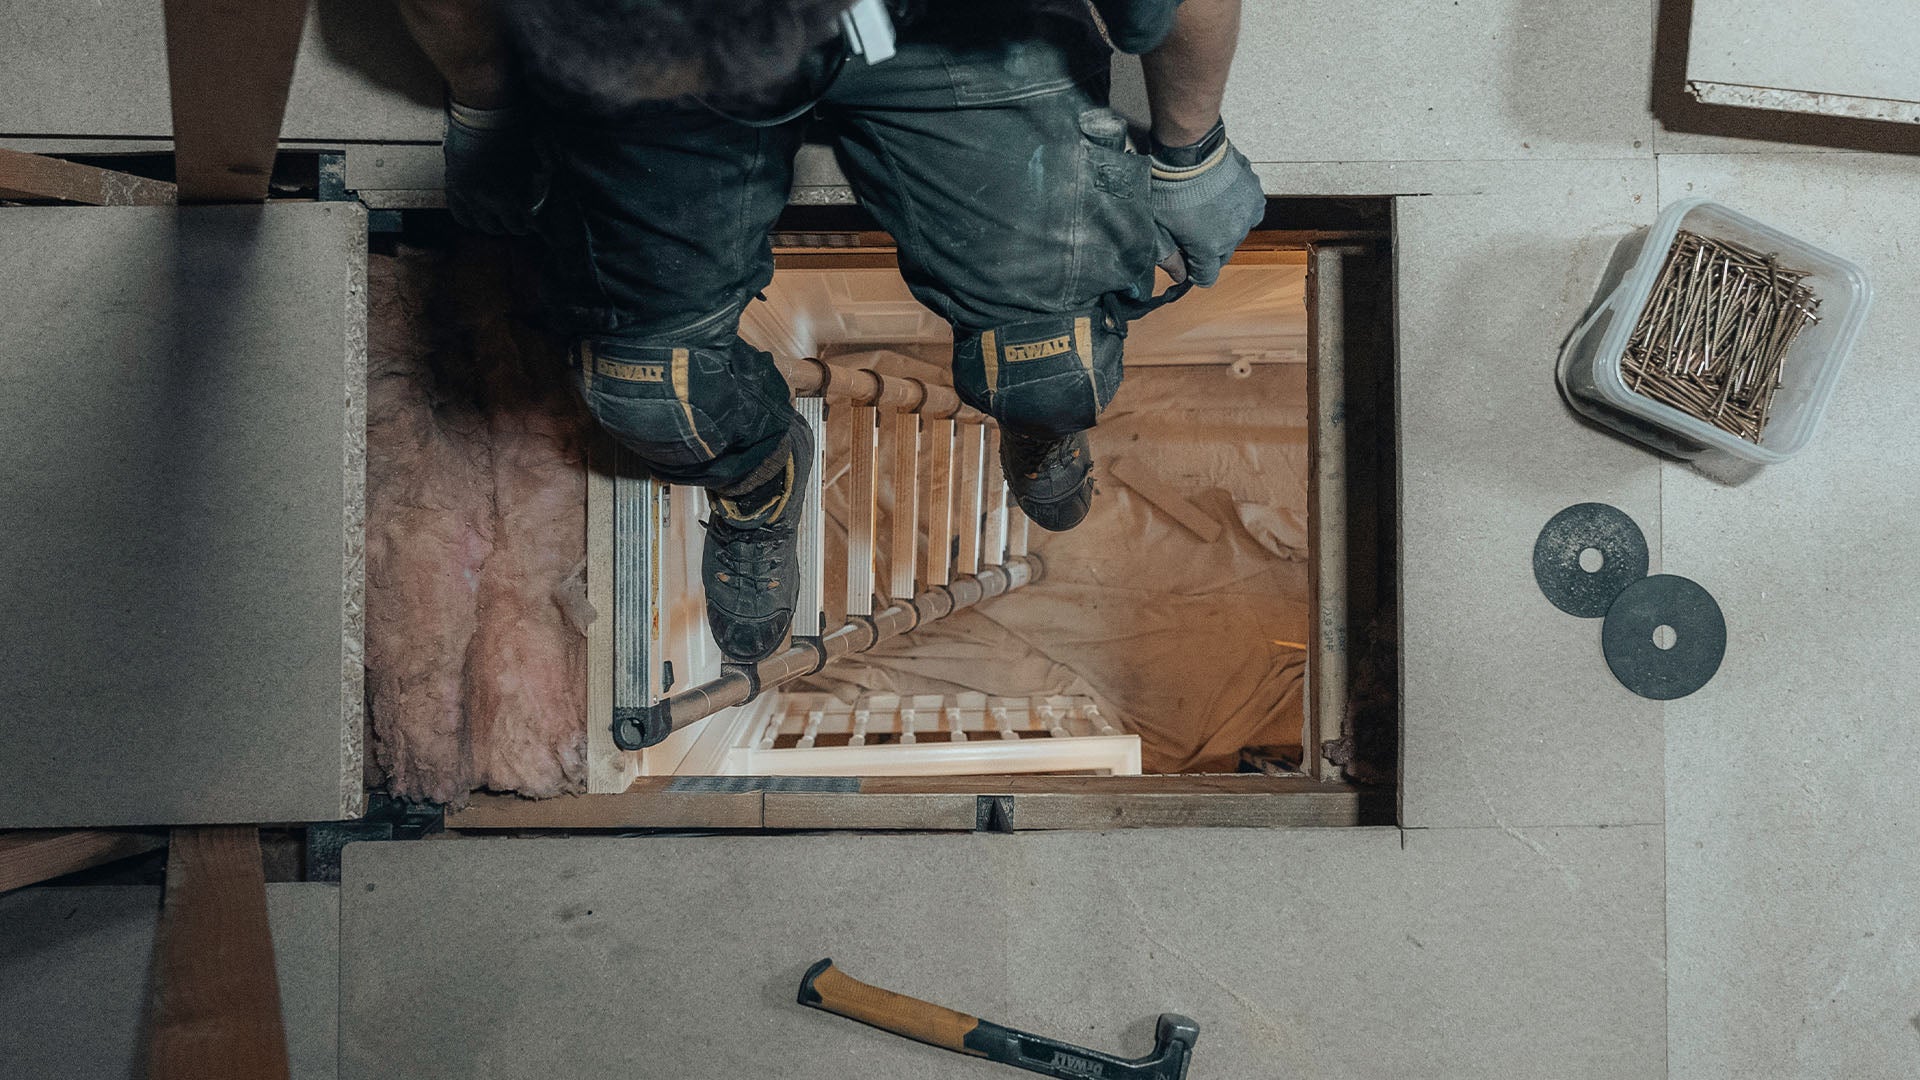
[{"x1": 797, "y1": 959, "x2": 985, "y2": 1057}]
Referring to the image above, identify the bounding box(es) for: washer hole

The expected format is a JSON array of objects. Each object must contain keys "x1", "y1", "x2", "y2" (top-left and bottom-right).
[
  {"x1": 1578, "y1": 547, "x2": 1605, "y2": 573},
  {"x1": 1652, "y1": 624, "x2": 1678, "y2": 650}
]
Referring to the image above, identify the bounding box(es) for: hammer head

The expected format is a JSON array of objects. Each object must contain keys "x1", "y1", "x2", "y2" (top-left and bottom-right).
[
  {"x1": 987, "y1": 1011, "x2": 1199, "y2": 1080},
  {"x1": 1144, "y1": 1014, "x2": 1200, "y2": 1080}
]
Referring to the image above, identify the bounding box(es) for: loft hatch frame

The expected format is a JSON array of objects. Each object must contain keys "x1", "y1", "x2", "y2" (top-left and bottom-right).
[{"x1": 453, "y1": 203, "x2": 1399, "y2": 832}]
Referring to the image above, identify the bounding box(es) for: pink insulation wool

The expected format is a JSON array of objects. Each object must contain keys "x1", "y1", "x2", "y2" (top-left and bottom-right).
[{"x1": 365, "y1": 244, "x2": 591, "y2": 805}]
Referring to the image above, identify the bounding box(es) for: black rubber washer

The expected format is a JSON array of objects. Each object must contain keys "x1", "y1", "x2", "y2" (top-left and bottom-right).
[
  {"x1": 1602, "y1": 574, "x2": 1727, "y2": 700},
  {"x1": 1533, "y1": 503, "x2": 1651, "y2": 618}
]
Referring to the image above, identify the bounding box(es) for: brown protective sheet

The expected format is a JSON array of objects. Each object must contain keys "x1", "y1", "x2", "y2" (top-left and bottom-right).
[
  {"x1": 365, "y1": 245, "x2": 591, "y2": 805},
  {"x1": 798, "y1": 346, "x2": 1310, "y2": 774}
]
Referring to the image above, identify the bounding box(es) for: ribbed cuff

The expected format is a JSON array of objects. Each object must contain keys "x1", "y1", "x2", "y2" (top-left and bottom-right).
[
  {"x1": 1150, "y1": 141, "x2": 1249, "y2": 210},
  {"x1": 448, "y1": 99, "x2": 516, "y2": 132}
]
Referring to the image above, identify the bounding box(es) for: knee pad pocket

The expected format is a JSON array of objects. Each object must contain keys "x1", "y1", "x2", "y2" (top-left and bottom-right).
[
  {"x1": 953, "y1": 312, "x2": 1124, "y2": 439},
  {"x1": 576, "y1": 339, "x2": 789, "y2": 483}
]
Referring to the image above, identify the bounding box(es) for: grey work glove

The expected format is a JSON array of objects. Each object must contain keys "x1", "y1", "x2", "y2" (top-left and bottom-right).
[
  {"x1": 1149, "y1": 120, "x2": 1265, "y2": 287},
  {"x1": 443, "y1": 100, "x2": 550, "y2": 236}
]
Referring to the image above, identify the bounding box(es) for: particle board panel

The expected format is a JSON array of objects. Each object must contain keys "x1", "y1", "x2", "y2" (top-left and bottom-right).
[
  {"x1": 0, "y1": 202, "x2": 367, "y2": 826},
  {"x1": 1687, "y1": 1, "x2": 1920, "y2": 120},
  {"x1": 266, "y1": 884, "x2": 343, "y2": 1080},
  {"x1": 1241, "y1": 157, "x2": 1643, "y2": 200},
  {"x1": 0, "y1": 0, "x2": 442, "y2": 143},
  {"x1": 0, "y1": 886, "x2": 158, "y2": 1078},
  {"x1": 1655, "y1": 154, "x2": 1920, "y2": 1080},
  {"x1": 1222, "y1": 0, "x2": 1656, "y2": 163},
  {"x1": 0, "y1": 884, "x2": 339, "y2": 1080},
  {"x1": 1391, "y1": 160, "x2": 1666, "y2": 830},
  {"x1": 1650, "y1": 0, "x2": 1920, "y2": 157},
  {"x1": 339, "y1": 827, "x2": 1665, "y2": 1080}
]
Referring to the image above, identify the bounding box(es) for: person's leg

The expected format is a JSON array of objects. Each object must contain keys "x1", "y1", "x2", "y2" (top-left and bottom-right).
[
  {"x1": 536, "y1": 104, "x2": 814, "y2": 661},
  {"x1": 821, "y1": 9, "x2": 1160, "y2": 530}
]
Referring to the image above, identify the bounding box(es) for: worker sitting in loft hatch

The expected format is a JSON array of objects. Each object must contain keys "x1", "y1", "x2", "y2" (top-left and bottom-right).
[{"x1": 397, "y1": 0, "x2": 1264, "y2": 663}]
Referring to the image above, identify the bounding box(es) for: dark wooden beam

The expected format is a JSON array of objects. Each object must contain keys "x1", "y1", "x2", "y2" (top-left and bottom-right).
[
  {"x1": 0, "y1": 830, "x2": 167, "y2": 893},
  {"x1": 0, "y1": 149, "x2": 178, "y2": 205},
  {"x1": 162, "y1": 0, "x2": 308, "y2": 203},
  {"x1": 148, "y1": 826, "x2": 291, "y2": 1080}
]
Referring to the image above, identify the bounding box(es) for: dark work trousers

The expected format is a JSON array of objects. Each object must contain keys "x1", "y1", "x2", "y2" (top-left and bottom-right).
[{"x1": 534, "y1": 12, "x2": 1160, "y2": 492}]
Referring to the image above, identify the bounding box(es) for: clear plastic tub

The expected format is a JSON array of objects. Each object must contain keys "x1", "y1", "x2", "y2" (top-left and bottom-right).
[{"x1": 1558, "y1": 198, "x2": 1872, "y2": 464}]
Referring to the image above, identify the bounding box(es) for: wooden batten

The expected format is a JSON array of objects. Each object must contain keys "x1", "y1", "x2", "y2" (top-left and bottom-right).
[
  {"x1": 448, "y1": 775, "x2": 1388, "y2": 832},
  {"x1": 0, "y1": 149, "x2": 177, "y2": 205},
  {"x1": 162, "y1": 0, "x2": 307, "y2": 202},
  {"x1": 0, "y1": 829, "x2": 166, "y2": 893},
  {"x1": 148, "y1": 827, "x2": 290, "y2": 1080}
]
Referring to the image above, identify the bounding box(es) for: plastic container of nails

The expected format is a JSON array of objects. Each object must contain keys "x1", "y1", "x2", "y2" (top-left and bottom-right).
[{"x1": 1559, "y1": 197, "x2": 1872, "y2": 464}]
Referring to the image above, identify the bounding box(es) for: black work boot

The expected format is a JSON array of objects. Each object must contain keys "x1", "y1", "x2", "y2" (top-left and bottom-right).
[
  {"x1": 1000, "y1": 428, "x2": 1095, "y2": 532},
  {"x1": 702, "y1": 416, "x2": 813, "y2": 663}
]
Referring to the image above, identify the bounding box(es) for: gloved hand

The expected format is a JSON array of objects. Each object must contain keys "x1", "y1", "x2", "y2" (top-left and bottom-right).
[
  {"x1": 1149, "y1": 119, "x2": 1265, "y2": 287},
  {"x1": 443, "y1": 99, "x2": 551, "y2": 236}
]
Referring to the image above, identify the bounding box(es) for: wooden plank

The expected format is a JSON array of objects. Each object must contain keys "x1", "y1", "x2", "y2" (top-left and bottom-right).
[
  {"x1": 149, "y1": 826, "x2": 290, "y2": 1080},
  {"x1": 1221, "y1": 248, "x2": 1313, "y2": 265},
  {"x1": 1008, "y1": 792, "x2": 1373, "y2": 830},
  {"x1": 1107, "y1": 456, "x2": 1223, "y2": 542},
  {"x1": 920, "y1": 417, "x2": 954, "y2": 588},
  {"x1": 854, "y1": 774, "x2": 1348, "y2": 795},
  {"x1": 0, "y1": 148, "x2": 176, "y2": 205},
  {"x1": 845, "y1": 405, "x2": 879, "y2": 616},
  {"x1": 162, "y1": 0, "x2": 308, "y2": 202},
  {"x1": 1307, "y1": 246, "x2": 1353, "y2": 782},
  {"x1": 447, "y1": 784, "x2": 764, "y2": 830},
  {"x1": 883, "y1": 410, "x2": 918, "y2": 599},
  {"x1": 584, "y1": 438, "x2": 636, "y2": 794},
  {"x1": 0, "y1": 829, "x2": 166, "y2": 893},
  {"x1": 445, "y1": 784, "x2": 1382, "y2": 831},
  {"x1": 763, "y1": 793, "x2": 977, "y2": 831}
]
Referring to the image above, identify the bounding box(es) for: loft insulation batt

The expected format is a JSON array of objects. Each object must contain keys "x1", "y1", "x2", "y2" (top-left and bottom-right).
[
  {"x1": 790, "y1": 346, "x2": 1311, "y2": 774},
  {"x1": 365, "y1": 244, "x2": 591, "y2": 804}
]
